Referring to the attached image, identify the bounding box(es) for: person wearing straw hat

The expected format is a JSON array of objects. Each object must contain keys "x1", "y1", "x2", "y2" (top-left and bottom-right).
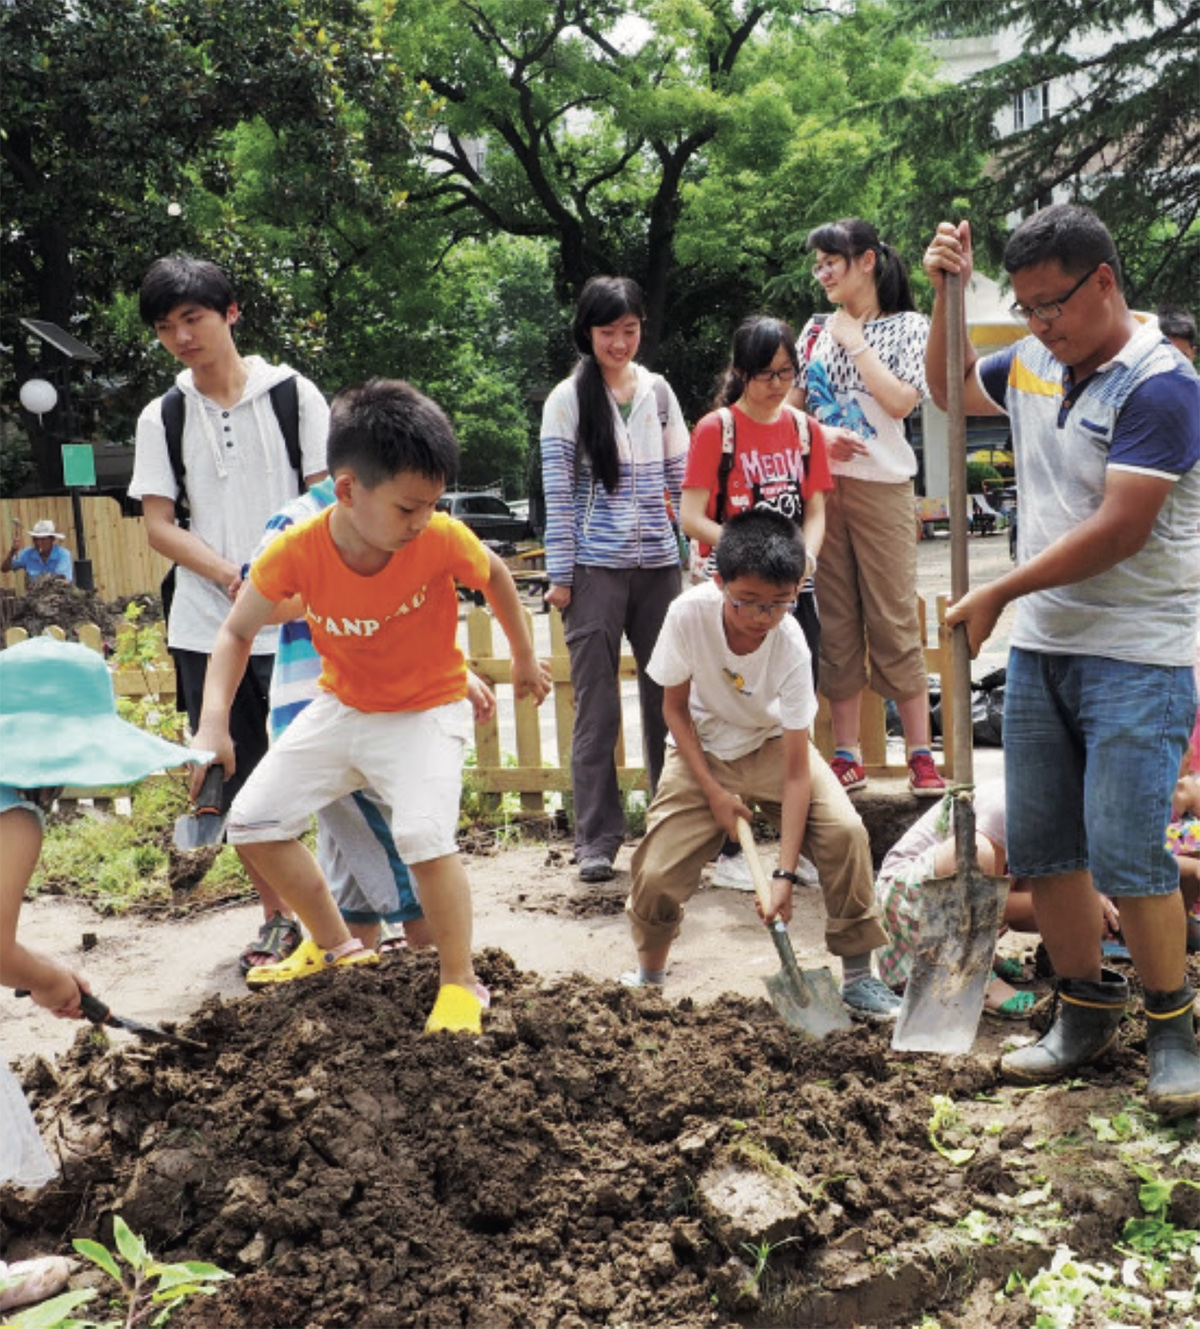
[
  {"x1": 2, "y1": 518, "x2": 74, "y2": 583},
  {"x1": 0, "y1": 637, "x2": 210, "y2": 1212}
]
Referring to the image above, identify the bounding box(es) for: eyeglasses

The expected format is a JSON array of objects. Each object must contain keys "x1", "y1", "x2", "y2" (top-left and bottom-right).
[
  {"x1": 1009, "y1": 259, "x2": 1113, "y2": 324},
  {"x1": 811, "y1": 257, "x2": 845, "y2": 278},
  {"x1": 723, "y1": 590, "x2": 797, "y2": 620},
  {"x1": 749, "y1": 367, "x2": 795, "y2": 386}
]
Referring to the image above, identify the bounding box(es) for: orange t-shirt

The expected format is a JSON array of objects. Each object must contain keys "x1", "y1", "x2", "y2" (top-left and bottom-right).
[{"x1": 251, "y1": 509, "x2": 490, "y2": 713}]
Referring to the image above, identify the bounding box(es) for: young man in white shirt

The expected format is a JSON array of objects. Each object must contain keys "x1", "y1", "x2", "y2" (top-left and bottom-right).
[{"x1": 128, "y1": 256, "x2": 329, "y2": 974}]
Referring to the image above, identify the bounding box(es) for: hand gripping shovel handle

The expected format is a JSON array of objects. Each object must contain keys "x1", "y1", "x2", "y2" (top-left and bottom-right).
[
  {"x1": 15, "y1": 988, "x2": 124, "y2": 1028},
  {"x1": 15, "y1": 989, "x2": 206, "y2": 1049}
]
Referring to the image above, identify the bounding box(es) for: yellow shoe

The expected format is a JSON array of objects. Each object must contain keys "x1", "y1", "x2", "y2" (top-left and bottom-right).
[
  {"x1": 246, "y1": 938, "x2": 380, "y2": 987},
  {"x1": 425, "y1": 983, "x2": 486, "y2": 1034}
]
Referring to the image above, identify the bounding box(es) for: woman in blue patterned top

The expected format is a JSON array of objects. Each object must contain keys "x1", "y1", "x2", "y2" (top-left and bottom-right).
[
  {"x1": 541, "y1": 277, "x2": 689, "y2": 882},
  {"x1": 795, "y1": 218, "x2": 944, "y2": 800}
]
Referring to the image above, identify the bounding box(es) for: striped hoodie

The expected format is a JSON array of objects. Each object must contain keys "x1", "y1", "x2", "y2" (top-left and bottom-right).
[{"x1": 540, "y1": 364, "x2": 688, "y2": 586}]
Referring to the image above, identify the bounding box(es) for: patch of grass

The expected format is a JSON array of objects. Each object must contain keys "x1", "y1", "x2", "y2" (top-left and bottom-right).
[{"x1": 35, "y1": 778, "x2": 191, "y2": 912}]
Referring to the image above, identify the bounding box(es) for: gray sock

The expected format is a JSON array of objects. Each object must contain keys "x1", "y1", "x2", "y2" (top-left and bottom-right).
[{"x1": 841, "y1": 953, "x2": 871, "y2": 986}]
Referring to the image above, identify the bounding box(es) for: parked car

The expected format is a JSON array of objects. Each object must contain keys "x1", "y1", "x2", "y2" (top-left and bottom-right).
[{"x1": 436, "y1": 492, "x2": 534, "y2": 543}]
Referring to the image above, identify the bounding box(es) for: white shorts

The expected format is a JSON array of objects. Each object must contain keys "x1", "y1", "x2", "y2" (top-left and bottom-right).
[{"x1": 227, "y1": 692, "x2": 472, "y2": 865}]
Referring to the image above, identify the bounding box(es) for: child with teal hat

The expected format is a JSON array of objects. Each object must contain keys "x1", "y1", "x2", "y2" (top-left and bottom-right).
[{"x1": 1, "y1": 636, "x2": 210, "y2": 1198}]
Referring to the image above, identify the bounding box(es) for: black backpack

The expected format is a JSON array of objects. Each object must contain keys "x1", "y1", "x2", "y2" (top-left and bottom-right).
[{"x1": 159, "y1": 376, "x2": 304, "y2": 620}]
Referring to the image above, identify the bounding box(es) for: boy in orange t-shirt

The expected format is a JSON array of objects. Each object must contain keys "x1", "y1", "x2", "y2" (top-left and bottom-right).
[{"x1": 191, "y1": 379, "x2": 551, "y2": 1033}]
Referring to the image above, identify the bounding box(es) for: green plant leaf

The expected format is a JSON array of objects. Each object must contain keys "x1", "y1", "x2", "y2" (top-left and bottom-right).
[
  {"x1": 5, "y1": 1287, "x2": 96, "y2": 1328},
  {"x1": 72, "y1": 1236, "x2": 122, "y2": 1283},
  {"x1": 111, "y1": 1215, "x2": 148, "y2": 1272}
]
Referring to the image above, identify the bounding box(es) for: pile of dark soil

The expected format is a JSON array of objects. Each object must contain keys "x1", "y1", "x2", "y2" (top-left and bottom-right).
[
  {"x1": 4, "y1": 948, "x2": 1196, "y2": 1328},
  {"x1": 2, "y1": 577, "x2": 160, "y2": 646}
]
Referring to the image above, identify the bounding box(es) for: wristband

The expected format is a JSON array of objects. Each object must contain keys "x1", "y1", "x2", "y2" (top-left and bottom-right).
[
  {"x1": 847, "y1": 344, "x2": 869, "y2": 357},
  {"x1": 772, "y1": 868, "x2": 800, "y2": 886}
]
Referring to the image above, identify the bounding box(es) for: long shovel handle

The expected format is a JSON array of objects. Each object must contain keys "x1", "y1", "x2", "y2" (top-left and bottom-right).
[
  {"x1": 945, "y1": 270, "x2": 974, "y2": 788},
  {"x1": 734, "y1": 817, "x2": 773, "y2": 917}
]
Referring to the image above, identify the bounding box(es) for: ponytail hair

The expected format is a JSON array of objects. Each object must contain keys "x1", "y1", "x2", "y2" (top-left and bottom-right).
[
  {"x1": 713, "y1": 316, "x2": 799, "y2": 409},
  {"x1": 805, "y1": 218, "x2": 915, "y2": 315},
  {"x1": 570, "y1": 276, "x2": 645, "y2": 493}
]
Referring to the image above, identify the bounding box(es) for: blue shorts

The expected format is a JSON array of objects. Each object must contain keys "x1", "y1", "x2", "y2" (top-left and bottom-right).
[{"x1": 1004, "y1": 648, "x2": 1196, "y2": 898}]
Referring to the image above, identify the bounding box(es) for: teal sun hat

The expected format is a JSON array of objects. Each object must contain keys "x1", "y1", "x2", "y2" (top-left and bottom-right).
[{"x1": 0, "y1": 637, "x2": 211, "y2": 789}]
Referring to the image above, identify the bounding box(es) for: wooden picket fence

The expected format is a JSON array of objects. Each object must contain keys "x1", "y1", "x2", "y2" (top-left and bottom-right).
[
  {"x1": 4, "y1": 594, "x2": 957, "y2": 817},
  {"x1": 463, "y1": 595, "x2": 957, "y2": 814},
  {"x1": 2, "y1": 621, "x2": 177, "y2": 808},
  {"x1": 0, "y1": 495, "x2": 170, "y2": 600}
]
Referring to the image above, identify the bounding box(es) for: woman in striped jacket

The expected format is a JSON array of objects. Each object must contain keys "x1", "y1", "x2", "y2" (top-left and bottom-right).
[{"x1": 541, "y1": 277, "x2": 688, "y2": 883}]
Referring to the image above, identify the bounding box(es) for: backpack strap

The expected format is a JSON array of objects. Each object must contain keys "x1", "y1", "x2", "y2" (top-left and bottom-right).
[
  {"x1": 652, "y1": 375, "x2": 669, "y2": 430},
  {"x1": 160, "y1": 375, "x2": 305, "y2": 518},
  {"x1": 268, "y1": 375, "x2": 304, "y2": 490},
  {"x1": 161, "y1": 386, "x2": 189, "y2": 524},
  {"x1": 782, "y1": 404, "x2": 811, "y2": 454},
  {"x1": 713, "y1": 407, "x2": 736, "y2": 525}
]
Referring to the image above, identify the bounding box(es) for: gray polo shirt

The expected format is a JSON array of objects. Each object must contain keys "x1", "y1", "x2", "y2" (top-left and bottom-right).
[{"x1": 978, "y1": 322, "x2": 1200, "y2": 667}]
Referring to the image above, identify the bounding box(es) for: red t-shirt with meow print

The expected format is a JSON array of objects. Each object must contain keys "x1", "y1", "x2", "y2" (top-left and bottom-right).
[{"x1": 683, "y1": 404, "x2": 832, "y2": 557}]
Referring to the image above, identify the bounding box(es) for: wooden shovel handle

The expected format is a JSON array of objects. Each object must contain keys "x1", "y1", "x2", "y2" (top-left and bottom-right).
[
  {"x1": 734, "y1": 817, "x2": 775, "y2": 918},
  {"x1": 945, "y1": 269, "x2": 974, "y2": 786}
]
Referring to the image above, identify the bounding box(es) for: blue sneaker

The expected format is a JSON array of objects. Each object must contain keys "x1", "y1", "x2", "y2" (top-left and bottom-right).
[{"x1": 841, "y1": 974, "x2": 901, "y2": 1023}]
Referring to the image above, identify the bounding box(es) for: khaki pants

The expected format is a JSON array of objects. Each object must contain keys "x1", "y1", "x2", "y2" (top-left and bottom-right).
[
  {"x1": 816, "y1": 476, "x2": 926, "y2": 702},
  {"x1": 626, "y1": 739, "x2": 888, "y2": 957}
]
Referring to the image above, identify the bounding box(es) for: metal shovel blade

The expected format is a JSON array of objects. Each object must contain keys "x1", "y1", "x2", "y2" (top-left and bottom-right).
[
  {"x1": 81, "y1": 992, "x2": 208, "y2": 1050},
  {"x1": 764, "y1": 922, "x2": 855, "y2": 1039},
  {"x1": 173, "y1": 765, "x2": 227, "y2": 851},
  {"x1": 891, "y1": 856, "x2": 1008, "y2": 1054},
  {"x1": 736, "y1": 818, "x2": 854, "y2": 1039}
]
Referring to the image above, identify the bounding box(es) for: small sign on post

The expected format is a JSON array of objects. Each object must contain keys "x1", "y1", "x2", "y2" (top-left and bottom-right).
[
  {"x1": 62, "y1": 444, "x2": 96, "y2": 488},
  {"x1": 61, "y1": 444, "x2": 96, "y2": 590}
]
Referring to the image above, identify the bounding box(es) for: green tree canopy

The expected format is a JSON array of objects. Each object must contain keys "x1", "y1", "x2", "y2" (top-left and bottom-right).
[{"x1": 887, "y1": 0, "x2": 1199, "y2": 304}]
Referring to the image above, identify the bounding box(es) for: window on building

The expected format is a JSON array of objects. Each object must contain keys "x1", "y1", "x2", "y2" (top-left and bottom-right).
[{"x1": 1012, "y1": 82, "x2": 1051, "y2": 131}]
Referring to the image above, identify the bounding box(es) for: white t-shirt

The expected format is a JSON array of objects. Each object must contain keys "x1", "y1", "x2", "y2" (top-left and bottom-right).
[
  {"x1": 647, "y1": 581, "x2": 816, "y2": 761},
  {"x1": 129, "y1": 356, "x2": 329, "y2": 654}
]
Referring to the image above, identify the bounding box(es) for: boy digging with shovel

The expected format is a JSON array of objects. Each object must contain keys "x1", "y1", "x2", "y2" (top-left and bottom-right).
[{"x1": 622, "y1": 508, "x2": 898, "y2": 1024}]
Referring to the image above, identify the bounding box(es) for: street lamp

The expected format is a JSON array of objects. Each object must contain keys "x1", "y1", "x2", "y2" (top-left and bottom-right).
[{"x1": 18, "y1": 318, "x2": 102, "y2": 592}]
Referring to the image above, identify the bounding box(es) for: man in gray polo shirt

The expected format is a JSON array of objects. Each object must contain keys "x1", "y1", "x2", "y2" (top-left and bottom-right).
[{"x1": 923, "y1": 205, "x2": 1200, "y2": 1119}]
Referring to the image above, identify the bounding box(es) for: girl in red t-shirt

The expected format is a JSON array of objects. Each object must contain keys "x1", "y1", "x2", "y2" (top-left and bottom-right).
[{"x1": 681, "y1": 315, "x2": 832, "y2": 679}]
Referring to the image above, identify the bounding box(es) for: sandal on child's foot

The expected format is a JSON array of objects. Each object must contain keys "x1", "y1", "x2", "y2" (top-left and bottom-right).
[
  {"x1": 993, "y1": 955, "x2": 1033, "y2": 985},
  {"x1": 246, "y1": 938, "x2": 379, "y2": 987},
  {"x1": 984, "y1": 973, "x2": 1036, "y2": 1020},
  {"x1": 425, "y1": 983, "x2": 487, "y2": 1035},
  {"x1": 378, "y1": 920, "x2": 408, "y2": 955},
  {"x1": 239, "y1": 912, "x2": 302, "y2": 976}
]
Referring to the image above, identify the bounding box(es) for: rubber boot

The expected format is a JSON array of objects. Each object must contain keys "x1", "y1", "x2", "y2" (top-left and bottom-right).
[
  {"x1": 1001, "y1": 968, "x2": 1129, "y2": 1085},
  {"x1": 1144, "y1": 985, "x2": 1200, "y2": 1120}
]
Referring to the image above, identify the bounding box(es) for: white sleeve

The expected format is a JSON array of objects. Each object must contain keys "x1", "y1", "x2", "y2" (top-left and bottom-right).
[
  {"x1": 646, "y1": 599, "x2": 693, "y2": 688},
  {"x1": 297, "y1": 376, "x2": 330, "y2": 478},
  {"x1": 127, "y1": 396, "x2": 179, "y2": 503}
]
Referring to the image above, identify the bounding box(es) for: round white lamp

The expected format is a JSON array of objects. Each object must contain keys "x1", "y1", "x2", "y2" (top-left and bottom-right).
[{"x1": 19, "y1": 378, "x2": 58, "y2": 420}]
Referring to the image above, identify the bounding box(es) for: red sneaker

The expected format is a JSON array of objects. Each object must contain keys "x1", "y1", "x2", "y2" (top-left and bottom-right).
[
  {"x1": 908, "y1": 750, "x2": 946, "y2": 797},
  {"x1": 830, "y1": 755, "x2": 867, "y2": 791}
]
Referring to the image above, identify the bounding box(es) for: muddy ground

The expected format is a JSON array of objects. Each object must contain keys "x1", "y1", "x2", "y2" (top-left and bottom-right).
[
  {"x1": 4, "y1": 873, "x2": 1199, "y2": 1329},
  {"x1": 4, "y1": 542, "x2": 1199, "y2": 1327}
]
